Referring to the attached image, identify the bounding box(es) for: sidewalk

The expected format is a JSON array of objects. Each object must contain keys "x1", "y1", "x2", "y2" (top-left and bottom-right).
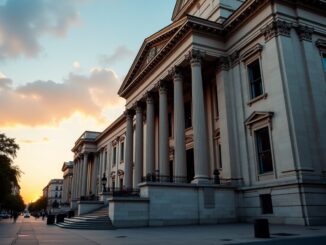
[{"x1": 1, "y1": 217, "x2": 326, "y2": 245}]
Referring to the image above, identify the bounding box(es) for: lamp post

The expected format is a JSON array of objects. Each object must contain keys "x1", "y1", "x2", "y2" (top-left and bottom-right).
[{"x1": 101, "y1": 173, "x2": 107, "y2": 192}]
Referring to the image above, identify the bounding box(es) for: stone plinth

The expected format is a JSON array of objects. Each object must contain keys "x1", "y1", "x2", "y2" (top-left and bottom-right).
[
  {"x1": 108, "y1": 196, "x2": 149, "y2": 227},
  {"x1": 77, "y1": 201, "x2": 104, "y2": 216}
]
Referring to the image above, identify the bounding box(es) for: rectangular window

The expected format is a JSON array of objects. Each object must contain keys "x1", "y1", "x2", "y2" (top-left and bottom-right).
[
  {"x1": 104, "y1": 151, "x2": 107, "y2": 171},
  {"x1": 113, "y1": 147, "x2": 117, "y2": 166},
  {"x1": 248, "y1": 59, "x2": 263, "y2": 99},
  {"x1": 120, "y1": 142, "x2": 124, "y2": 162},
  {"x1": 323, "y1": 53, "x2": 326, "y2": 71},
  {"x1": 255, "y1": 127, "x2": 273, "y2": 174},
  {"x1": 184, "y1": 101, "x2": 192, "y2": 129},
  {"x1": 218, "y1": 144, "x2": 222, "y2": 168},
  {"x1": 168, "y1": 112, "x2": 173, "y2": 137},
  {"x1": 260, "y1": 194, "x2": 273, "y2": 214}
]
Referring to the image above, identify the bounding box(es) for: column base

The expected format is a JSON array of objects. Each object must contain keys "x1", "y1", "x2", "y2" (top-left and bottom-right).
[{"x1": 191, "y1": 176, "x2": 209, "y2": 184}]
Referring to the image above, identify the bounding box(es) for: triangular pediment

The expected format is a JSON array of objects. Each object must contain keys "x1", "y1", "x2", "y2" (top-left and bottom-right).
[
  {"x1": 172, "y1": 0, "x2": 196, "y2": 22},
  {"x1": 245, "y1": 111, "x2": 274, "y2": 127},
  {"x1": 118, "y1": 17, "x2": 187, "y2": 97}
]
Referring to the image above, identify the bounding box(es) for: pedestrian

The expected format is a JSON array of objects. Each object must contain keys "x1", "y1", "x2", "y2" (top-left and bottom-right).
[
  {"x1": 13, "y1": 211, "x2": 18, "y2": 223},
  {"x1": 41, "y1": 211, "x2": 45, "y2": 220}
]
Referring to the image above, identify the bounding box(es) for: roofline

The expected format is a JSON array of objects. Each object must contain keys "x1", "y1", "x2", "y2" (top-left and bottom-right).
[
  {"x1": 95, "y1": 114, "x2": 126, "y2": 143},
  {"x1": 118, "y1": 17, "x2": 187, "y2": 96}
]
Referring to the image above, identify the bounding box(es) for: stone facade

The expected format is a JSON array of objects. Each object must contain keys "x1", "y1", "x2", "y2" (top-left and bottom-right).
[
  {"x1": 69, "y1": 0, "x2": 326, "y2": 226},
  {"x1": 61, "y1": 161, "x2": 73, "y2": 205},
  {"x1": 43, "y1": 179, "x2": 63, "y2": 209}
]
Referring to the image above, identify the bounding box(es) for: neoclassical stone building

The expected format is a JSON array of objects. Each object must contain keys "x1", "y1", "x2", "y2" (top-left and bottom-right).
[
  {"x1": 61, "y1": 161, "x2": 73, "y2": 205},
  {"x1": 70, "y1": 0, "x2": 326, "y2": 226}
]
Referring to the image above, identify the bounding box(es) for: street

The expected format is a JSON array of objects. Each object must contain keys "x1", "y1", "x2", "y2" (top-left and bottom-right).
[{"x1": 1, "y1": 216, "x2": 326, "y2": 245}]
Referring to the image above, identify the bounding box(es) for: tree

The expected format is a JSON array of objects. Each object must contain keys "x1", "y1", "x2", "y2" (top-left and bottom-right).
[
  {"x1": 0, "y1": 133, "x2": 22, "y2": 209},
  {"x1": 29, "y1": 196, "x2": 47, "y2": 212}
]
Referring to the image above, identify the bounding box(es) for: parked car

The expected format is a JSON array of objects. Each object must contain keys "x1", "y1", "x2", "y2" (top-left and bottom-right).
[
  {"x1": 23, "y1": 212, "x2": 30, "y2": 218},
  {"x1": 0, "y1": 212, "x2": 10, "y2": 219}
]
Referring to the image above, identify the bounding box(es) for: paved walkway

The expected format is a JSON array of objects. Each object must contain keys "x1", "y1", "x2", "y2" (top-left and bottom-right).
[{"x1": 1, "y1": 217, "x2": 326, "y2": 244}]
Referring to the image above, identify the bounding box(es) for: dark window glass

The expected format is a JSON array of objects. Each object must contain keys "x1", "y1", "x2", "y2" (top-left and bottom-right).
[
  {"x1": 184, "y1": 101, "x2": 192, "y2": 129},
  {"x1": 104, "y1": 152, "x2": 107, "y2": 171},
  {"x1": 255, "y1": 127, "x2": 273, "y2": 174},
  {"x1": 113, "y1": 147, "x2": 116, "y2": 166},
  {"x1": 260, "y1": 194, "x2": 273, "y2": 214},
  {"x1": 248, "y1": 59, "x2": 263, "y2": 99},
  {"x1": 168, "y1": 112, "x2": 172, "y2": 137},
  {"x1": 218, "y1": 144, "x2": 222, "y2": 168},
  {"x1": 120, "y1": 142, "x2": 124, "y2": 162},
  {"x1": 323, "y1": 53, "x2": 326, "y2": 71},
  {"x1": 214, "y1": 84, "x2": 219, "y2": 117}
]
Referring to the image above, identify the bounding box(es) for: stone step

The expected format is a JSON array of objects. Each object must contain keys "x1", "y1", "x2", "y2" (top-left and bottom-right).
[{"x1": 56, "y1": 205, "x2": 113, "y2": 230}]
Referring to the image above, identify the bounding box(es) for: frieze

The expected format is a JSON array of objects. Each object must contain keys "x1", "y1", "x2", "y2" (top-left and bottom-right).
[
  {"x1": 261, "y1": 20, "x2": 292, "y2": 42},
  {"x1": 295, "y1": 25, "x2": 314, "y2": 42}
]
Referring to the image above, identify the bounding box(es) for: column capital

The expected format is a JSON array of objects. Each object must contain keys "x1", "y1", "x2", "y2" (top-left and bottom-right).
[
  {"x1": 168, "y1": 66, "x2": 183, "y2": 81},
  {"x1": 124, "y1": 108, "x2": 135, "y2": 118},
  {"x1": 158, "y1": 80, "x2": 168, "y2": 94},
  {"x1": 186, "y1": 49, "x2": 205, "y2": 67},
  {"x1": 146, "y1": 91, "x2": 154, "y2": 104}
]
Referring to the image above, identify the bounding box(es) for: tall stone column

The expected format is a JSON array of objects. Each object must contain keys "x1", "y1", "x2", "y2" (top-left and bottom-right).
[
  {"x1": 173, "y1": 67, "x2": 187, "y2": 181},
  {"x1": 159, "y1": 81, "x2": 169, "y2": 178},
  {"x1": 146, "y1": 93, "x2": 155, "y2": 176},
  {"x1": 134, "y1": 103, "x2": 144, "y2": 188},
  {"x1": 81, "y1": 153, "x2": 88, "y2": 196},
  {"x1": 76, "y1": 159, "x2": 81, "y2": 198},
  {"x1": 189, "y1": 50, "x2": 209, "y2": 183},
  {"x1": 124, "y1": 109, "x2": 134, "y2": 189},
  {"x1": 72, "y1": 161, "x2": 77, "y2": 199}
]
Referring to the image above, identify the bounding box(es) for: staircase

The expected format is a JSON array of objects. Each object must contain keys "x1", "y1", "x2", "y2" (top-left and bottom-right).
[{"x1": 56, "y1": 206, "x2": 114, "y2": 230}]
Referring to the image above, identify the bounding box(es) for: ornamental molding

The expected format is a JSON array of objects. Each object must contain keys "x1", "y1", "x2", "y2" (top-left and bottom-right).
[
  {"x1": 295, "y1": 25, "x2": 314, "y2": 42},
  {"x1": 316, "y1": 39, "x2": 326, "y2": 49},
  {"x1": 241, "y1": 43, "x2": 263, "y2": 62},
  {"x1": 244, "y1": 111, "x2": 274, "y2": 135},
  {"x1": 117, "y1": 169, "x2": 124, "y2": 176},
  {"x1": 261, "y1": 20, "x2": 292, "y2": 42}
]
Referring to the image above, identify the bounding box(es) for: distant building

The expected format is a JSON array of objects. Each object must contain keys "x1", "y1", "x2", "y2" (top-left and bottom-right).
[
  {"x1": 43, "y1": 179, "x2": 63, "y2": 208},
  {"x1": 61, "y1": 161, "x2": 73, "y2": 205},
  {"x1": 69, "y1": 0, "x2": 326, "y2": 226}
]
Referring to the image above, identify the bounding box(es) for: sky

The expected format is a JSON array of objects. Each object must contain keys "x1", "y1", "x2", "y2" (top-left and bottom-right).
[{"x1": 0, "y1": 0, "x2": 175, "y2": 203}]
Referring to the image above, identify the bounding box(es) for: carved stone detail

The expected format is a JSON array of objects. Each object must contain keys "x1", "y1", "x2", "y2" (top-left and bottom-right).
[
  {"x1": 185, "y1": 49, "x2": 205, "y2": 65},
  {"x1": 229, "y1": 50, "x2": 240, "y2": 67},
  {"x1": 296, "y1": 25, "x2": 314, "y2": 42},
  {"x1": 261, "y1": 20, "x2": 292, "y2": 42},
  {"x1": 218, "y1": 56, "x2": 230, "y2": 71},
  {"x1": 316, "y1": 39, "x2": 326, "y2": 49}
]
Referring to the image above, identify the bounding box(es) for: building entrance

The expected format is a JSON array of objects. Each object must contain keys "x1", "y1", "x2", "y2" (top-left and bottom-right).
[{"x1": 186, "y1": 148, "x2": 194, "y2": 183}]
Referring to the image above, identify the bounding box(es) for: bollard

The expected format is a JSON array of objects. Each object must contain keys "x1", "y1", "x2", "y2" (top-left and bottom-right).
[
  {"x1": 56, "y1": 213, "x2": 66, "y2": 223},
  {"x1": 254, "y1": 219, "x2": 270, "y2": 238},
  {"x1": 47, "y1": 214, "x2": 55, "y2": 225}
]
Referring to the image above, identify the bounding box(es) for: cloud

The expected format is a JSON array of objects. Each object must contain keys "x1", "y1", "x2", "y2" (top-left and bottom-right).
[
  {"x1": 20, "y1": 137, "x2": 49, "y2": 144},
  {"x1": 0, "y1": 0, "x2": 80, "y2": 60},
  {"x1": 98, "y1": 45, "x2": 135, "y2": 65},
  {"x1": 73, "y1": 61, "x2": 81, "y2": 69},
  {"x1": 0, "y1": 68, "x2": 125, "y2": 126}
]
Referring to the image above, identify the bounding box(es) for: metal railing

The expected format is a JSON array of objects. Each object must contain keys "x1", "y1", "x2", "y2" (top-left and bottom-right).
[
  {"x1": 80, "y1": 195, "x2": 99, "y2": 201},
  {"x1": 141, "y1": 173, "x2": 243, "y2": 186},
  {"x1": 107, "y1": 188, "x2": 140, "y2": 197}
]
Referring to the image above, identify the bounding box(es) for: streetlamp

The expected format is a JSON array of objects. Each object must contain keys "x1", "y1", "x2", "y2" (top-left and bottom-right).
[{"x1": 101, "y1": 173, "x2": 107, "y2": 192}]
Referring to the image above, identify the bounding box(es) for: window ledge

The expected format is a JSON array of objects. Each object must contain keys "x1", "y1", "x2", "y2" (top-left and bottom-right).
[
  {"x1": 258, "y1": 172, "x2": 274, "y2": 181},
  {"x1": 247, "y1": 93, "x2": 268, "y2": 106}
]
